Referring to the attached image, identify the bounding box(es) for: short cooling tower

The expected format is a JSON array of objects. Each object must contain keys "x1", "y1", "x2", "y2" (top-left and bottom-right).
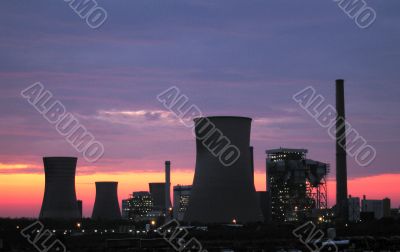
[
  {"x1": 184, "y1": 116, "x2": 263, "y2": 223},
  {"x1": 92, "y1": 182, "x2": 121, "y2": 220},
  {"x1": 39, "y1": 157, "x2": 80, "y2": 219}
]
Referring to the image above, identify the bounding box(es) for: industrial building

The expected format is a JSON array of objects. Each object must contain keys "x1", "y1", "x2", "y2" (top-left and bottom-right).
[
  {"x1": 257, "y1": 191, "x2": 269, "y2": 221},
  {"x1": 121, "y1": 199, "x2": 131, "y2": 219},
  {"x1": 348, "y1": 196, "x2": 361, "y2": 222},
  {"x1": 184, "y1": 116, "x2": 263, "y2": 223},
  {"x1": 266, "y1": 148, "x2": 329, "y2": 222},
  {"x1": 121, "y1": 161, "x2": 172, "y2": 221},
  {"x1": 77, "y1": 200, "x2": 83, "y2": 219},
  {"x1": 149, "y1": 182, "x2": 166, "y2": 212},
  {"x1": 173, "y1": 185, "x2": 192, "y2": 221},
  {"x1": 39, "y1": 157, "x2": 80, "y2": 219},
  {"x1": 122, "y1": 191, "x2": 153, "y2": 221},
  {"x1": 361, "y1": 195, "x2": 391, "y2": 219},
  {"x1": 92, "y1": 182, "x2": 121, "y2": 220}
]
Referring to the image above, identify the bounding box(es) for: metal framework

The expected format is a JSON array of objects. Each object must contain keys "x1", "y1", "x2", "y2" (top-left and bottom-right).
[{"x1": 306, "y1": 175, "x2": 328, "y2": 210}]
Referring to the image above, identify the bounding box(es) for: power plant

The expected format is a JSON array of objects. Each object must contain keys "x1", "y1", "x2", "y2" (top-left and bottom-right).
[
  {"x1": 92, "y1": 182, "x2": 121, "y2": 220},
  {"x1": 36, "y1": 80, "x2": 351, "y2": 226},
  {"x1": 39, "y1": 157, "x2": 80, "y2": 219},
  {"x1": 336, "y1": 79, "x2": 349, "y2": 222},
  {"x1": 266, "y1": 148, "x2": 329, "y2": 222},
  {"x1": 184, "y1": 116, "x2": 263, "y2": 223}
]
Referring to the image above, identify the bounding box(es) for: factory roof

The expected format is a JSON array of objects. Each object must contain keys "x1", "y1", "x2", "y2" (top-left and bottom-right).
[{"x1": 266, "y1": 148, "x2": 308, "y2": 154}]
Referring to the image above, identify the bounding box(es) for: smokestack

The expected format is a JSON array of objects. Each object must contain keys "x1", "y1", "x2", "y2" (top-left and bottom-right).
[
  {"x1": 92, "y1": 182, "x2": 121, "y2": 220},
  {"x1": 336, "y1": 79, "x2": 348, "y2": 221},
  {"x1": 165, "y1": 161, "x2": 172, "y2": 212},
  {"x1": 39, "y1": 157, "x2": 80, "y2": 219}
]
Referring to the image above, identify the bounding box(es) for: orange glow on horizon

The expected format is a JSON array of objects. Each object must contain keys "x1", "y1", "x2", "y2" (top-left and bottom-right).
[{"x1": 0, "y1": 171, "x2": 399, "y2": 217}]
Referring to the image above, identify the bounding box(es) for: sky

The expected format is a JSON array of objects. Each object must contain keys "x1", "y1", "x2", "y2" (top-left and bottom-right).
[{"x1": 0, "y1": 0, "x2": 399, "y2": 217}]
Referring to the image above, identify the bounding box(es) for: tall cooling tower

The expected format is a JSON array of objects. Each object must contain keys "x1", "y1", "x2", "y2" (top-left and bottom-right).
[
  {"x1": 184, "y1": 116, "x2": 263, "y2": 223},
  {"x1": 92, "y1": 182, "x2": 121, "y2": 220},
  {"x1": 39, "y1": 157, "x2": 80, "y2": 219}
]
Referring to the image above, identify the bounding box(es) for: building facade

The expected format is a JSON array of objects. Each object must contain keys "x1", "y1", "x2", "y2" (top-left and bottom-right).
[
  {"x1": 121, "y1": 192, "x2": 153, "y2": 221},
  {"x1": 348, "y1": 196, "x2": 360, "y2": 222},
  {"x1": 361, "y1": 196, "x2": 391, "y2": 219},
  {"x1": 173, "y1": 185, "x2": 192, "y2": 221}
]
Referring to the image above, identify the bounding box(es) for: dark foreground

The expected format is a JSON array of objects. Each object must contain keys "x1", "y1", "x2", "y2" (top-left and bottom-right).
[{"x1": 0, "y1": 218, "x2": 400, "y2": 251}]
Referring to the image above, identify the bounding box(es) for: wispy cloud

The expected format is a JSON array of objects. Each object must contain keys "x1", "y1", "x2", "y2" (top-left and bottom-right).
[
  {"x1": 0, "y1": 162, "x2": 41, "y2": 174},
  {"x1": 95, "y1": 109, "x2": 176, "y2": 125}
]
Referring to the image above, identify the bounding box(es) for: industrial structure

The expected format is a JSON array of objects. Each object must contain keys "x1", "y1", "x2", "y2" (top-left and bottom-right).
[
  {"x1": 121, "y1": 161, "x2": 172, "y2": 221},
  {"x1": 336, "y1": 79, "x2": 349, "y2": 222},
  {"x1": 257, "y1": 191, "x2": 269, "y2": 221},
  {"x1": 149, "y1": 182, "x2": 166, "y2": 212},
  {"x1": 184, "y1": 116, "x2": 263, "y2": 223},
  {"x1": 348, "y1": 196, "x2": 361, "y2": 222},
  {"x1": 250, "y1": 146, "x2": 255, "y2": 185},
  {"x1": 361, "y1": 195, "x2": 391, "y2": 220},
  {"x1": 266, "y1": 148, "x2": 329, "y2": 222},
  {"x1": 92, "y1": 182, "x2": 121, "y2": 220},
  {"x1": 77, "y1": 200, "x2": 83, "y2": 219},
  {"x1": 164, "y1": 161, "x2": 172, "y2": 214},
  {"x1": 173, "y1": 185, "x2": 192, "y2": 221},
  {"x1": 39, "y1": 157, "x2": 80, "y2": 219},
  {"x1": 122, "y1": 191, "x2": 153, "y2": 221}
]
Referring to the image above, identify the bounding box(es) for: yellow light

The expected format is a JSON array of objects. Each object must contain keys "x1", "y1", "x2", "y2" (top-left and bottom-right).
[
  {"x1": 318, "y1": 217, "x2": 323, "y2": 221},
  {"x1": 151, "y1": 220, "x2": 156, "y2": 226}
]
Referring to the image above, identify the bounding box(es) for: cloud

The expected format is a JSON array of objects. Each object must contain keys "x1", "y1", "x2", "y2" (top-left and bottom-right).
[
  {"x1": 92, "y1": 109, "x2": 178, "y2": 127},
  {"x1": 0, "y1": 162, "x2": 41, "y2": 174}
]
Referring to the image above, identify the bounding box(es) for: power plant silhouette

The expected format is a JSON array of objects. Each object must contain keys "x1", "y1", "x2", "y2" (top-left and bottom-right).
[
  {"x1": 184, "y1": 116, "x2": 263, "y2": 223},
  {"x1": 39, "y1": 157, "x2": 80, "y2": 219},
  {"x1": 92, "y1": 182, "x2": 121, "y2": 220},
  {"x1": 36, "y1": 80, "x2": 351, "y2": 224}
]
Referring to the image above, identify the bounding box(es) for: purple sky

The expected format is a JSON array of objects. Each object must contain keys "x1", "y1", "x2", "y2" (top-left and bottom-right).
[{"x1": 0, "y1": 0, "x2": 399, "y2": 179}]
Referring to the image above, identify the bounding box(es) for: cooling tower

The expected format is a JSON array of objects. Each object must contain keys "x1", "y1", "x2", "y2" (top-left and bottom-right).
[
  {"x1": 184, "y1": 116, "x2": 263, "y2": 223},
  {"x1": 39, "y1": 157, "x2": 80, "y2": 219},
  {"x1": 92, "y1": 182, "x2": 121, "y2": 220},
  {"x1": 336, "y1": 79, "x2": 349, "y2": 221}
]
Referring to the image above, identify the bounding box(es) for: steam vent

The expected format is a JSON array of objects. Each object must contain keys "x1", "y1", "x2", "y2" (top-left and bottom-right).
[
  {"x1": 39, "y1": 157, "x2": 80, "y2": 219},
  {"x1": 184, "y1": 116, "x2": 263, "y2": 223}
]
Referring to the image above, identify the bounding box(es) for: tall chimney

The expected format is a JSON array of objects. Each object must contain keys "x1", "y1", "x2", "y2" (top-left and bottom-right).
[
  {"x1": 336, "y1": 79, "x2": 348, "y2": 221},
  {"x1": 165, "y1": 161, "x2": 172, "y2": 213}
]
